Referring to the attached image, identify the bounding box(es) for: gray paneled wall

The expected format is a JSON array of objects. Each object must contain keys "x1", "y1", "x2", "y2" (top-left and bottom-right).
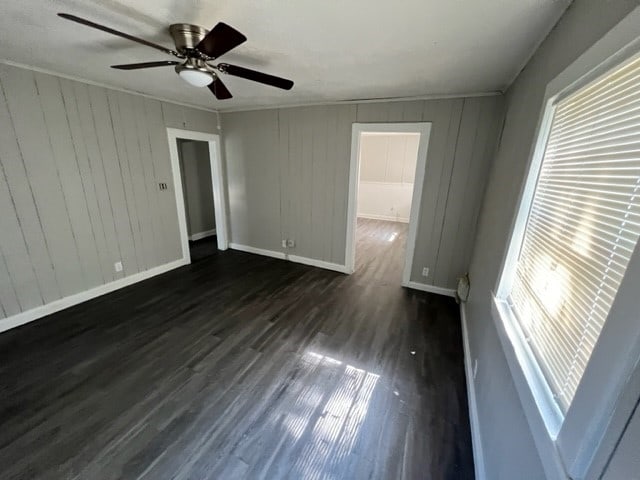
[
  {"x1": 602, "y1": 398, "x2": 640, "y2": 480},
  {"x1": 0, "y1": 63, "x2": 217, "y2": 321},
  {"x1": 222, "y1": 96, "x2": 503, "y2": 288}
]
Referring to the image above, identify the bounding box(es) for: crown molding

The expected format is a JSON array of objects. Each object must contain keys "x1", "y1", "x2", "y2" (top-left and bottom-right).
[
  {"x1": 0, "y1": 59, "x2": 502, "y2": 115},
  {"x1": 0, "y1": 59, "x2": 219, "y2": 113},
  {"x1": 219, "y1": 91, "x2": 502, "y2": 113}
]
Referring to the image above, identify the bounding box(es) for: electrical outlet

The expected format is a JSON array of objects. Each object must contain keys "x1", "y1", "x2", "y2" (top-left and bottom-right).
[
  {"x1": 287, "y1": 239, "x2": 295, "y2": 248},
  {"x1": 422, "y1": 267, "x2": 429, "y2": 277},
  {"x1": 282, "y1": 239, "x2": 288, "y2": 248},
  {"x1": 114, "y1": 261, "x2": 123, "y2": 272},
  {"x1": 473, "y1": 359, "x2": 478, "y2": 380}
]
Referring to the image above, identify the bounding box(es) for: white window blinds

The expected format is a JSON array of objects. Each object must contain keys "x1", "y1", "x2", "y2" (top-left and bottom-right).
[{"x1": 509, "y1": 54, "x2": 640, "y2": 413}]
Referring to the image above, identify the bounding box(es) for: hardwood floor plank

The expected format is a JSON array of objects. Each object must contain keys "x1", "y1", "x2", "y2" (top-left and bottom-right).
[{"x1": 0, "y1": 219, "x2": 473, "y2": 479}]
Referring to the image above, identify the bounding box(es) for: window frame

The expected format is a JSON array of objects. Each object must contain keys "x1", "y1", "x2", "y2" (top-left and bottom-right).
[{"x1": 492, "y1": 7, "x2": 640, "y2": 480}]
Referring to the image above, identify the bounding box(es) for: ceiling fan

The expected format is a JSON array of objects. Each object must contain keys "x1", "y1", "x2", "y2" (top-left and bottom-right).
[{"x1": 57, "y1": 13, "x2": 294, "y2": 100}]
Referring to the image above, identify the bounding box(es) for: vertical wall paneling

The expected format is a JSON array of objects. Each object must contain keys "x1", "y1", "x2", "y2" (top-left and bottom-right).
[
  {"x1": 59, "y1": 78, "x2": 111, "y2": 284},
  {"x1": 433, "y1": 98, "x2": 482, "y2": 287},
  {"x1": 225, "y1": 109, "x2": 282, "y2": 251},
  {"x1": 449, "y1": 97, "x2": 503, "y2": 287},
  {"x1": 355, "y1": 102, "x2": 391, "y2": 122},
  {"x1": 288, "y1": 108, "x2": 302, "y2": 254},
  {"x1": 142, "y1": 98, "x2": 169, "y2": 265},
  {"x1": 299, "y1": 107, "x2": 314, "y2": 259},
  {"x1": 0, "y1": 63, "x2": 218, "y2": 323},
  {"x1": 74, "y1": 82, "x2": 121, "y2": 283},
  {"x1": 185, "y1": 107, "x2": 219, "y2": 134},
  {"x1": 332, "y1": 105, "x2": 358, "y2": 264},
  {"x1": 248, "y1": 110, "x2": 277, "y2": 249},
  {"x1": 401, "y1": 101, "x2": 424, "y2": 122},
  {"x1": 1, "y1": 65, "x2": 64, "y2": 303},
  {"x1": 417, "y1": 99, "x2": 464, "y2": 285},
  {"x1": 277, "y1": 108, "x2": 290, "y2": 252},
  {"x1": 325, "y1": 107, "x2": 339, "y2": 262},
  {"x1": 145, "y1": 98, "x2": 182, "y2": 263},
  {"x1": 106, "y1": 89, "x2": 143, "y2": 273},
  {"x1": 0, "y1": 248, "x2": 17, "y2": 317},
  {"x1": 133, "y1": 95, "x2": 164, "y2": 267},
  {"x1": 26, "y1": 71, "x2": 84, "y2": 297},
  {"x1": 160, "y1": 101, "x2": 187, "y2": 130},
  {"x1": 0, "y1": 169, "x2": 32, "y2": 315},
  {"x1": 404, "y1": 100, "x2": 447, "y2": 281},
  {"x1": 0, "y1": 74, "x2": 46, "y2": 312},
  {"x1": 116, "y1": 91, "x2": 155, "y2": 271},
  {"x1": 37, "y1": 75, "x2": 104, "y2": 289},
  {"x1": 34, "y1": 74, "x2": 85, "y2": 288},
  {"x1": 222, "y1": 97, "x2": 503, "y2": 288},
  {"x1": 310, "y1": 108, "x2": 327, "y2": 260},
  {"x1": 88, "y1": 85, "x2": 137, "y2": 278}
]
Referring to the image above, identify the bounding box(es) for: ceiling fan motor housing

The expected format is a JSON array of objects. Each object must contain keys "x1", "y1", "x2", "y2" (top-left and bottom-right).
[
  {"x1": 169, "y1": 24, "x2": 208, "y2": 55},
  {"x1": 57, "y1": 13, "x2": 294, "y2": 100}
]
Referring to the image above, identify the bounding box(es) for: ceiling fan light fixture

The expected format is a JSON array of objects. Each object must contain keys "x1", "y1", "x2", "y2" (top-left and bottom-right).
[
  {"x1": 178, "y1": 68, "x2": 214, "y2": 87},
  {"x1": 175, "y1": 59, "x2": 214, "y2": 87},
  {"x1": 58, "y1": 13, "x2": 294, "y2": 100}
]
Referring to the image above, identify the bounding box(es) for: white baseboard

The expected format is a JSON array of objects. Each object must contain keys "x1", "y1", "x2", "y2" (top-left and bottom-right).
[
  {"x1": 402, "y1": 280, "x2": 456, "y2": 297},
  {"x1": 228, "y1": 245, "x2": 453, "y2": 284},
  {"x1": 229, "y1": 243, "x2": 286, "y2": 260},
  {"x1": 460, "y1": 303, "x2": 486, "y2": 480},
  {"x1": 357, "y1": 213, "x2": 409, "y2": 223},
  {"x1": 189, "y1": 229, "x2": 216, "y2": 241},
  {"x1": 287, "y1": 255, "x2": 349, "y2": 274},
  {"x1": 229, "y1": 243, "x2": 349, "y2": 274},
  {"x1": 0, "y1": 258, "x2": 189, "y2": 334}
]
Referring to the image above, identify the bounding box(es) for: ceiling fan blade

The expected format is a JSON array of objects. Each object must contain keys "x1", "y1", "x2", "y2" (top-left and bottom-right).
[
  {"x1": 58, "y1": 13, "x2": 180, "y2": 57},
  {"x1": 111, "y1": 61, "x2": 179, "y2": 70},
  {"x1": 208, "y1": 77, "x2": 233, "y2": 100},
  {"x1": 196, "y1": 23, "x2": 247, "y2": 59},
  {"x1": 218, "y1": 63, "x2": 293, "y2": 90}
]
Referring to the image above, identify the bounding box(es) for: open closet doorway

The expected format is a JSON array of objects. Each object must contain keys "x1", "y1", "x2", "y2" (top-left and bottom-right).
[
  {"x1": 177, "y1": 139, "x2": 217, "y2": 261},
  {"x1": 346, "y1": 123, "x2": 432, "y2": 284},
  {"x1": 167, "y1": 128, "x2": 228, "y2": 264}
]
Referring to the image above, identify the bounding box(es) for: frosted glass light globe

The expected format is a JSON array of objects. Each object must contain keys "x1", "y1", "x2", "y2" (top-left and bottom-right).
[{"x1": 179, "y1": 69, "x2": 214, "y2": 87}]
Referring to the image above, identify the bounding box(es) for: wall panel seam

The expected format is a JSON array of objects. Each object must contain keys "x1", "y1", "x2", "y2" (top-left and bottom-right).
[{"x1": 1, "y1": 75, "x2": 57, "y2": 302}]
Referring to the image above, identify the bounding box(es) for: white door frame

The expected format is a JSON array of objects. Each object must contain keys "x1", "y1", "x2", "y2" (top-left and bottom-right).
[
  {"x1": 345, "y1": 122, "x2": 432, "y2": 284},
  {"x1": 166, "y1": 128, "x2": 229, "y2": 263}
]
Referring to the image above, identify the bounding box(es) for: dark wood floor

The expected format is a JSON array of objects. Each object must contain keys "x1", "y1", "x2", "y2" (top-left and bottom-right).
[
  {"x1": 0, "y1": 218, "x2": 474, "y2": 480},
  {"x1": 189, "y1": 236, "x2": 219, "y2": 263}
]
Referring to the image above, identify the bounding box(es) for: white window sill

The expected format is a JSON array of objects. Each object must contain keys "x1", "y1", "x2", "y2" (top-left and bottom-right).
[{"x1": 490, "y1": 295, "x2": 568, "y2": 480}]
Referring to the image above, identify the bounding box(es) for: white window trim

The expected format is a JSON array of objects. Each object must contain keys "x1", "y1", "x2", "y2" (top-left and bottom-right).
[{"x1": 492, "y1": 7, "x2": 640, "y2": 480}]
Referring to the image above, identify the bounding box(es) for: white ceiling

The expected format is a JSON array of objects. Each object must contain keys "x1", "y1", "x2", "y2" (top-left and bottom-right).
[{"x1": 0, "y1": 0, "x2": 570, "y2": 111}]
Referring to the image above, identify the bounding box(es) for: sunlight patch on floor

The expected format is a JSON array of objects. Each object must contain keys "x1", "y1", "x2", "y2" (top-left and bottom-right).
[{"x1": 279, "y1": 351, "x2": 380, "y2": 479}]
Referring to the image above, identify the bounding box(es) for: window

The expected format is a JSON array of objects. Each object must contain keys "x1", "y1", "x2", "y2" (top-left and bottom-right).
[
  {"x1": 502, "y1": 53, "x2": 640, "y2": 415},
  {"x1": 491, "y1": 12, "x2": 640, "y2": 478}
]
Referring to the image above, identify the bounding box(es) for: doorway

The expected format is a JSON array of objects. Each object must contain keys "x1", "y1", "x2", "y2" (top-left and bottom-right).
[
  {"x1": 167, "y1": 128, "x2": 228, "y2": 265},
  {"x1": 346, "y1": 123, "x2": 432, "y2": 284},
  {"x1": 177, "y1": 139, "x2": 217, "y2": 261}
]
